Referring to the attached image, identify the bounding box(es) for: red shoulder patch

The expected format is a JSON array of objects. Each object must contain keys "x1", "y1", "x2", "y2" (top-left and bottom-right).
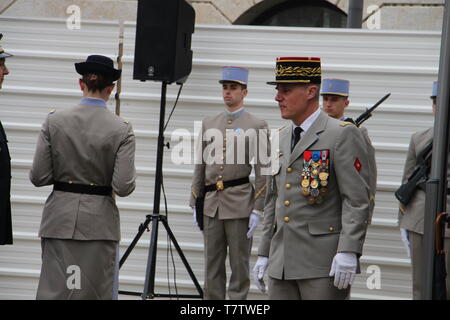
[{"x1": 354, "y1": 158, "x2": 362, "y2": 173}]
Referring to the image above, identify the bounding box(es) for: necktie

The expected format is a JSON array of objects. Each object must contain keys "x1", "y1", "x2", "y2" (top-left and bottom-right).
[{"x1": 292, "y1": 127, "x2": 302, "y2": 152}]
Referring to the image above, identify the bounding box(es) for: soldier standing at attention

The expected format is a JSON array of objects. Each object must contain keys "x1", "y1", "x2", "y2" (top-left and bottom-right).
[
  {"x1": 190, "y1": 66, "x2": 269, "y2": 300},
  {"x1": 0, "y1": 33, "x2": 13, "y2": 246},
  {"x1": 30, "y1": 55, "x2": 136, "y2": 299},
  {"x1": 253, "y1": 57, "x2": 371, "y2": 299},
  {"x1": 398, "y1": 81, "x2": 450, "y2": 299},
  {"x1": 321, "y1": 78, "x2": 377, "y2": 220}
]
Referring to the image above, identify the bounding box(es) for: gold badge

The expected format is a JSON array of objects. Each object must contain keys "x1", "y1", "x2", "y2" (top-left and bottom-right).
[
  {"x1": 319, "y1": 172, "x2": 329, "y2": 180},
  {"x1": 310, "y1": 179, "x2": 319, "y2": 189},
  {"x1": 301, "y1": 178, "x2": 310, "y2": 188}
]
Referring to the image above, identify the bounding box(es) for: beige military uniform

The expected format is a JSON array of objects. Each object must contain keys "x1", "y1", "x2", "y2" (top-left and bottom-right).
[
  {"x1": 398, "y1": 127, "x2": 450, "y2": 299},
  {"x1": 190, "y1": 108, "x2": 269, "y2": 300},
  {"x1": 258, "y1": 111, "x2": 371, "y2": 299},
  {"x1": 359, "y1": 125, "x2": 377, "y2": 221},
  {"x1": 30, "y1": 102, "x2": 136, "y2": 299}
]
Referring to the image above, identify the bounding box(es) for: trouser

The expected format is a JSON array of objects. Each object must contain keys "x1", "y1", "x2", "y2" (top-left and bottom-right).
[
  {"x1": 203, "y1": 214, "x2": 251, "y2": 300},
  {"x1": 268, "y1": 276, "x2": 350, "y2": 300},
  {"x1": 409, "y1": 231, "x2": 450, "y2": 300},
  {"x1": 36, "y1": 238, "x2": 117, "y2": 300}
]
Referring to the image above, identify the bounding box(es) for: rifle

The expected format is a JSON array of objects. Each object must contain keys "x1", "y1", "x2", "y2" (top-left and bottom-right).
[
  {"x1": 353, "y1": 93, "x2": 391, "y2": 127},
  {"x1": 395, "y1": 141, "x2": 433, "y2": 206}
]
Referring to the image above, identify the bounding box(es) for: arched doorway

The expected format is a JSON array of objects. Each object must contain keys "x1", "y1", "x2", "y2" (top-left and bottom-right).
[{"x1": 234, "y1": 0, "x2": 347, "y2": 28}]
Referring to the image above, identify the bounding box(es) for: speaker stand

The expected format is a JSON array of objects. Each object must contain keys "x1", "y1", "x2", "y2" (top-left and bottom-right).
[{"x1": 118, "y1": 81, "x2": 203, "y2": 299}]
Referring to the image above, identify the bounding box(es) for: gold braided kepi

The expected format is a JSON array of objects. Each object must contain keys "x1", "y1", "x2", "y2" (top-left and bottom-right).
[{"x1": 267, "y1": 57, "x2": 321, "y2": 85}]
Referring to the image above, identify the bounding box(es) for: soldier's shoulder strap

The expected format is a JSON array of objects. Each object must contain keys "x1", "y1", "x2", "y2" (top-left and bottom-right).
[{"x1": 339, "y1": 121, "x2": 356, "y2": 127}]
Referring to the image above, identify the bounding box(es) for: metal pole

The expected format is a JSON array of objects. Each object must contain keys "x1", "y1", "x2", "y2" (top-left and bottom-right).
[
  {"x1": 142, "y1": 81, "x2": 167, "y2": 299},
  {"x1": 347, "y1": 0, "x2": 363, "y2": 28},
  {"x1": 422, "y1": 0, "x2": 450, "y2": 300}
]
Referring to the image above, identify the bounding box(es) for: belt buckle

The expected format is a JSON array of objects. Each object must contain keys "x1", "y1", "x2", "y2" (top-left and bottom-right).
[{"x1": 216, "y1": 181, "x2": 224, "y2": 191}]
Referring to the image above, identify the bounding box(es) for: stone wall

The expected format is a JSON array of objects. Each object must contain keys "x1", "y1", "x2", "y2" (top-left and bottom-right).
[{"x1": 0, "y1": 0, "x2": 445, "y2": 30}]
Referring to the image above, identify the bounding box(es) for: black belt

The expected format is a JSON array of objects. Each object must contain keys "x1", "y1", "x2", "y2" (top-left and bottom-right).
[
  {"x1": 205, "y1": 177, "x2": 249, "y2": 192},
  {"x1": 53, "y1": 181, "x2": 112, "y2": 196}
]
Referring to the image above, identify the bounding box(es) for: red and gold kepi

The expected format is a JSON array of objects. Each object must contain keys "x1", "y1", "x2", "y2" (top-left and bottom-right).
[{"x1": 267, "y1": 57, "x2": 321, "y2": 85}]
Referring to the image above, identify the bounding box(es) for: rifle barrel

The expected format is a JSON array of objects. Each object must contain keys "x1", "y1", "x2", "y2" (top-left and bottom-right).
[{"x1": 355, "y1": 92, "x2": 391, "y2": 125}]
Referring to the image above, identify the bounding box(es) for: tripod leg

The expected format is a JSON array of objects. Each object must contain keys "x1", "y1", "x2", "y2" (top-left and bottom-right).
[
  {"x1": 142, "y1": 215, "x2": 160, "y2": 299},
  {"x1": 160, "y1": 216, "x2": 204, "y2": 298},
  {"x1": 119, "y1": 215, "x2": 152, "y2": 268}
]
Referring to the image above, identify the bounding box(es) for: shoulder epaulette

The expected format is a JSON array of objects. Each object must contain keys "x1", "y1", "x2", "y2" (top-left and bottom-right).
[{"x1": 340, "y1": 121, "x2": 355, "y2": 127}]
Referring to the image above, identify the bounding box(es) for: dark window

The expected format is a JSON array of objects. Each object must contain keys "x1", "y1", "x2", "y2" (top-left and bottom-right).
[{"x1": 235, "y1": 0, "x2": 347, "y2": 28}]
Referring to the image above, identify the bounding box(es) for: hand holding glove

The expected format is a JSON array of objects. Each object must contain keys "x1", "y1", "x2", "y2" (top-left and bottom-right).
[
  {"x1": 252, "y1": 256, "x2": 269, "y2": 293},
  {"x1": 329, "y1": 252, "x2": 357, "y2": 290}
]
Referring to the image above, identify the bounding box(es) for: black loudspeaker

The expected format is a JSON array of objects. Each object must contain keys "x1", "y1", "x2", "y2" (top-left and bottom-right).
[{"x1": 133, "y1": 0, "x2": 195, "y2": 84}]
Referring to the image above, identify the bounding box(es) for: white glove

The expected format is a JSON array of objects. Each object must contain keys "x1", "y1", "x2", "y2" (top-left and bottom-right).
[
  {"x1": 329, "y1": 252, "x2": 357, "y2": 290},
  {"x1": 253, "y1": 256, "x2": 269, "y2": 293},
  {"x1": 400, "y1": 228, "x2": 411, "y2": 258},
  {"x1": 192, "y1": 207, "x2": 200, "y2": 230},
  {"x1": 246, "y1": 212, "x2": 260, "y2": 239}
]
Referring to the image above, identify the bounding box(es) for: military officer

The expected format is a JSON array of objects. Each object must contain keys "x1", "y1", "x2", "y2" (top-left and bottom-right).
[
  {"x1": 253, "y1": 57, "x2": 371, "y2": 299},
  {"x1": 321, "y1": 78, "x2": 377, "y2": 220},
  {"x1": 30, "y1": 55, "x2": 136, "y2": 299},
  {"x1": 0, "y1": 33, "x2": 13, "y2": 245},
  {"x1": 190, "y1": 66, "x2": 269, "y2": 300},
  {"x1": 398, "y1": 81, "x2": 450, "y2": 299}
]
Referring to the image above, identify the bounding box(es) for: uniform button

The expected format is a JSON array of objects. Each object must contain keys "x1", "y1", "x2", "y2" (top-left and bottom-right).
[
  {"x1": 329, "y1": 226, "x2": 334, "y2": 232},
  {"x1": 223, "y1": 147, "x2": 226, "y2": 152},
  {"x1": 285, "y1": 183, "x2": 291, "y2": 189},
  {"x1": 221, "y1": 156, "x2": 224, "y2": 161},
  {"x1": 218, "y1": 175, "x2": 223, "y2": 179},
  {"x1": 220, "y1": 166, "x2": 224, "y2": 170},
  {"x1": 284, "y1": 200, "x2": 290, "y2": 206},
  {"x1": 69, "y1": 180, "x2": 73, "y2": 184},
  {"x1": 228, "y1": 120, "x2": 232, "y2": 124},
  {"x1": 224, "y1": 138, "x2": 227, "y2": 142},
  {"x1": 287, "y1": 167, "x2": 293, "y2": 173},
  {"x1": 284, "y1": 216, "x2": 290, "y2": 222}
]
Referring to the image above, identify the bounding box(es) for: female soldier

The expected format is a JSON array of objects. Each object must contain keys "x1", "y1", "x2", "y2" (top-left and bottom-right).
[{"x1": 30, "y1": 55, "x2": 136, "y2": 299}]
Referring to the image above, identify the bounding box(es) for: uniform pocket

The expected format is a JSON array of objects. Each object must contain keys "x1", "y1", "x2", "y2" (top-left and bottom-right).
[{"x1": 307, "y1": 218, "x2": 342, "y2": 235}]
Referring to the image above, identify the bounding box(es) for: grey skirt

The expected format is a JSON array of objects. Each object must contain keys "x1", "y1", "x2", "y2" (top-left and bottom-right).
[{"x1": 36, "y1": 238, "x2": 117, "y2": 300}]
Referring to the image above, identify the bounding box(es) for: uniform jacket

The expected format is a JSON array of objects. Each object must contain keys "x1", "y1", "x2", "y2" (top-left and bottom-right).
[
  {"x1": 189, "y1": 109, "x2": 269, "y2": 219},
  {"x1": 359, "y1": 125, "x2": 377, "y2": 221},
  {"x1": 398, "y1": 127, "x2": 450, "y2": 237},
  {"x1": 258, "y1": 111, "x2": 371, "y2": 280},
  {"x1": 0, "y1": 120, "x2": 12, "y2": 245},
  {"x1": 29, "y1": 102, "x2": 136, "y2": 241}
]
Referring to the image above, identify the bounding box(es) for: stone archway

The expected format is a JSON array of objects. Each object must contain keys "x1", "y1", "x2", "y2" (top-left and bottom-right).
[{"x1": 233, "y1": 0, "x2": 348, "y2": 27}]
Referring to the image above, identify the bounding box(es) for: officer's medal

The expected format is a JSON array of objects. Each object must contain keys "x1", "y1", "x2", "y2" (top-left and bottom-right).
[{"x1": 301, "y1": 150, "x2": 330, "y2": 205}]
